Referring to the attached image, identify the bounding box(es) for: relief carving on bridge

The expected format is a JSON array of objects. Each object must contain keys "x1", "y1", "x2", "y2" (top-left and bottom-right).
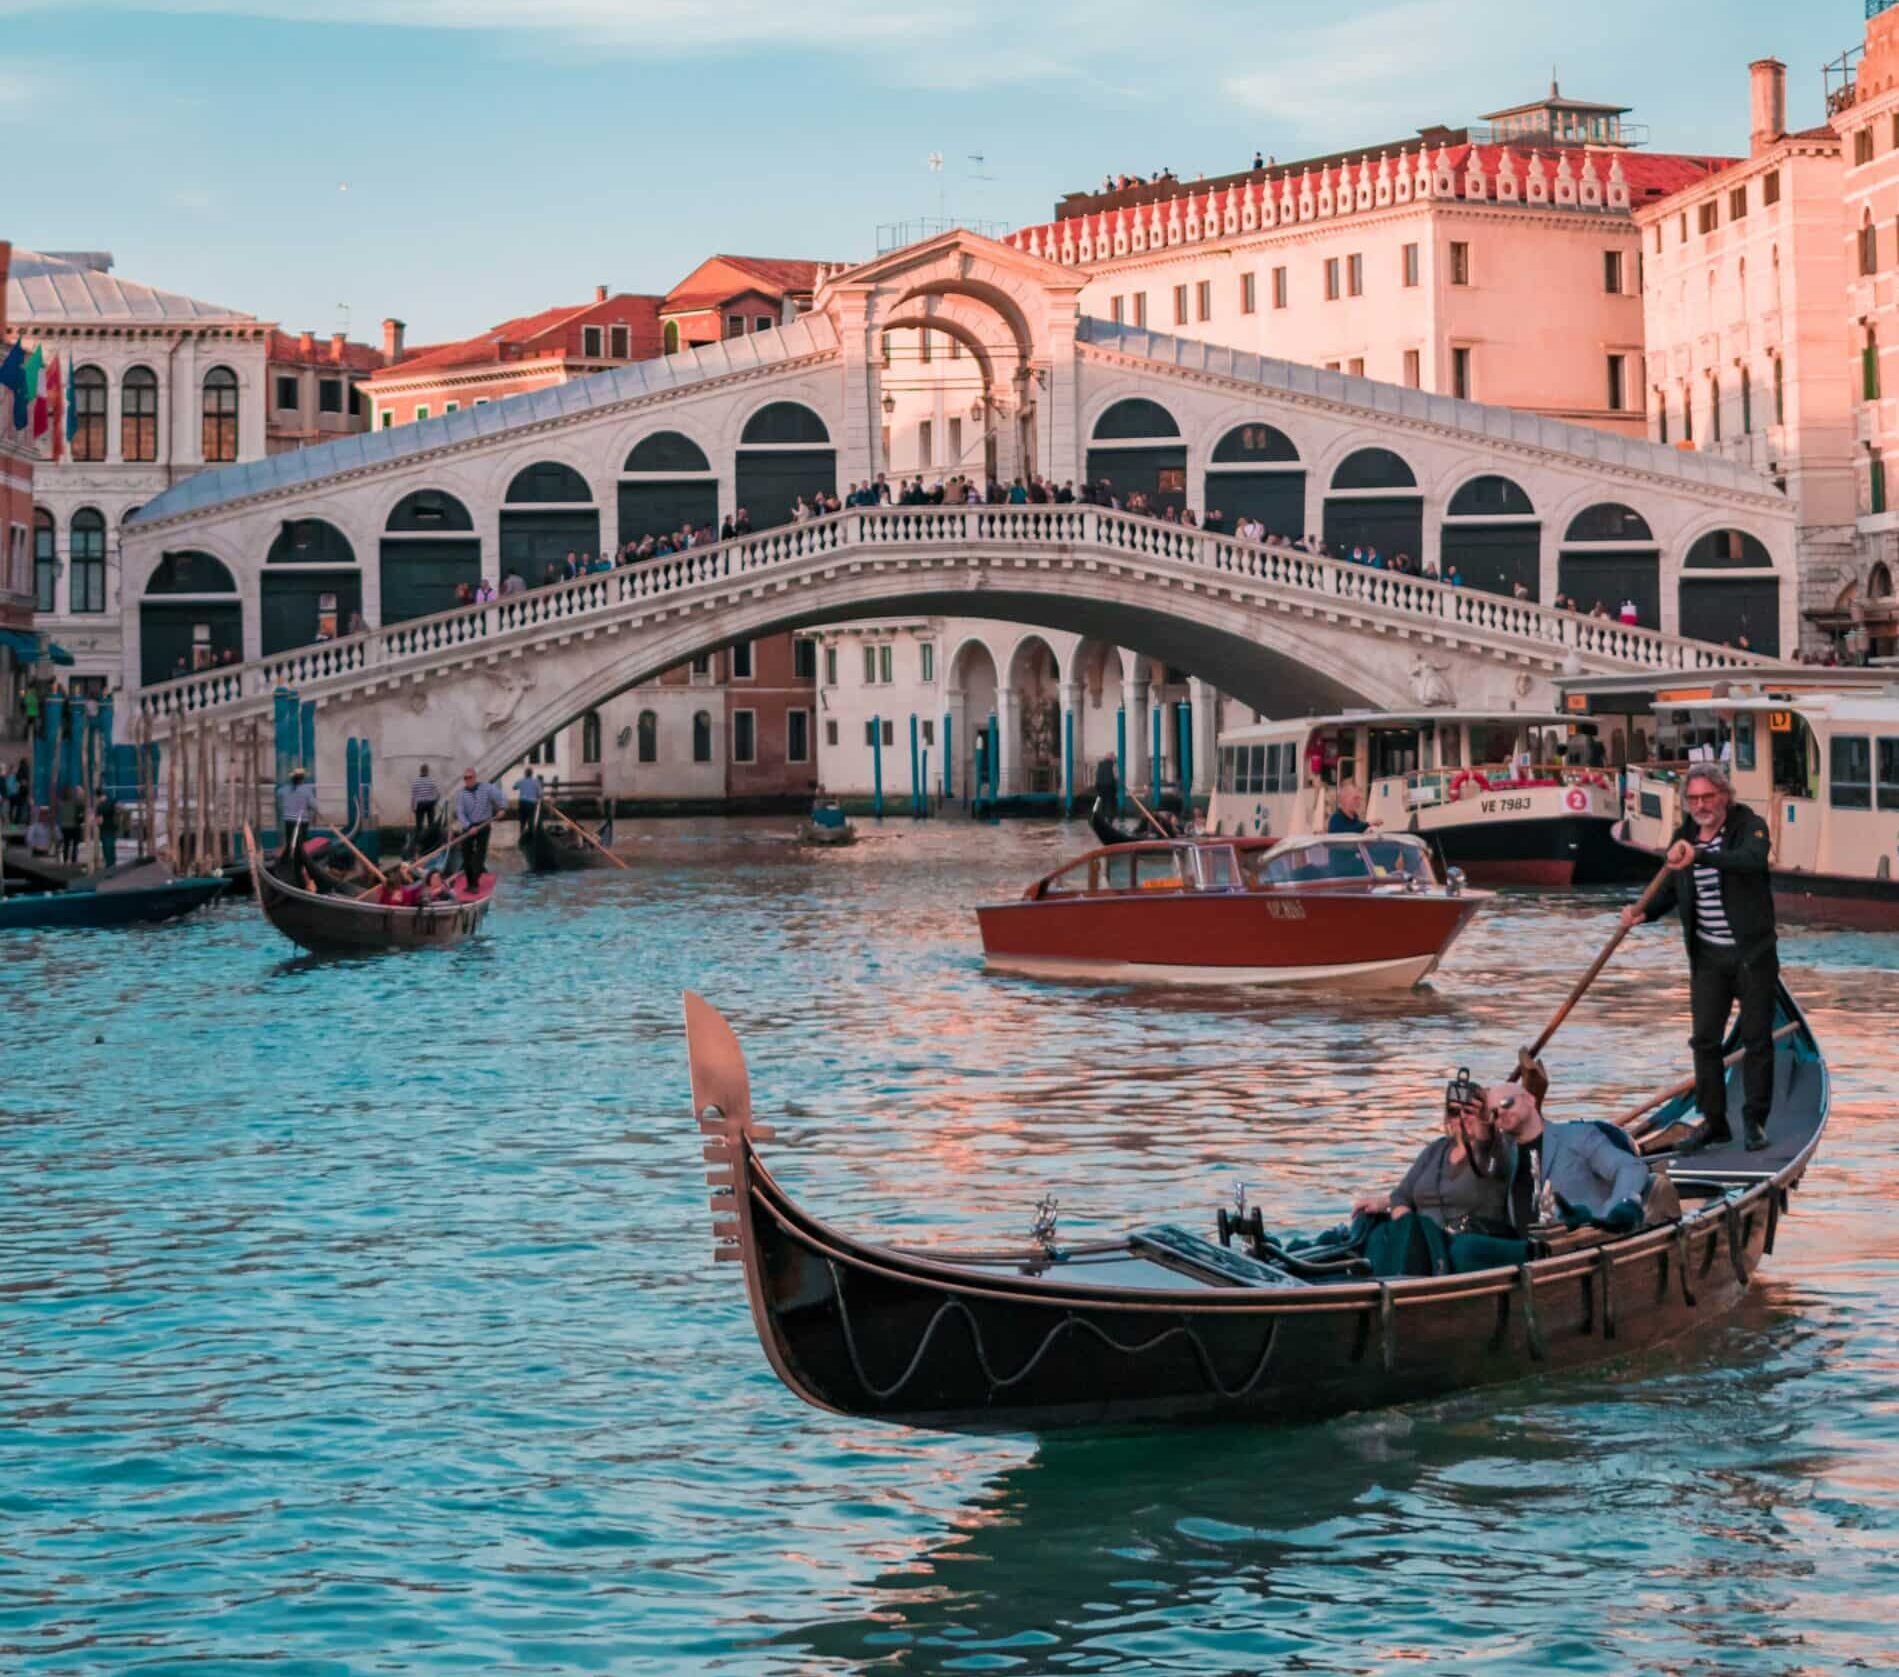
[{"x1": 481, "y1": 665, "x2": 537, "y2": 731}]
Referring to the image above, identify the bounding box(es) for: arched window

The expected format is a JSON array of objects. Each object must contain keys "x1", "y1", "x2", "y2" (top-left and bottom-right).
[
  {"x1": 1871, "y1": 561, "x2": 1894, "y2": 599},
  {"x1": 1741, "y1": 366, "x2": 1753, "y2": 435},
  {"x1": 146, "y1": 550, "x2": 238, "y2": 594},
  {"x1": 1656, "y1": 390, "x2": 1669, "y2": 447},
  {"x1": 1866, "y1": 329, "x2": 1881, "y2": 403},
  {"x1": 637, "y1": 709, "x2": 658, "y2": 764},
  {"x1": 1330, "y1": 447, "x2": 1417, "y2": 490},
  {"x1": 69, "y1": 509, "x2": 107, "y2": 613},
  {"x1": 740, "y1": 402, "x2": 830, "y2": 446},
  {"x1": 662, "y1": 320, "x2": 681, "y2": 355},
  {"x1": 1446, "y1": 475, "x2": 1534, "y2": 517},
  {"x1": 581, "y1": 710, "x2": 602, "y2": 765},
  {"x1": 71, "y1": 365, "x2": 108, "y2": 462},
  {"x1": 1091, "y1": 398, "x2": 1181, "y2": 439},
  {"x1": 623, "y1": 431, "x2": 711, "y2": 473},
  {"x1": 691, "y1": 709, "x2": 712, "y2": 763},
  {"x1": 1709, "y1": 374, "x2": 1722, "y2": 443},
  {"x1": 1685, "y1": 529, "x2": 1774, "y2": 569},
  {"x1": 32, "y1": 508, "x2": 56, "y2": 614},
  {"x1": 1774, "y1": 355, "x2": 1785, "y2": 425},
  {"x1": 1565, "y1": 504, "x2": 1654, "y2": 543},
  {"x1": 1861, "y1": 211, "x2": 1878, "y2": 278},
  {"x1": 1210, "y1": 422, "x2": 1299, "y2": 462},
  {"x1": 267, "y1": 519, "x2": 355, "y2": 566},
  {"x1": 122, "y1": 366, "x2": 159, "y2": 462},
  {"x1": 202, "y1": 367, "x2": 239, "y2": 463},
  {"x1": 385, "y1": 489, "x2": 474, "y2": 531},
  {"x1": 504, "y1": 461, "x2": 592, "y2": 503},
  {"x1": 1681, "y1": 384, "x2": 1694, "y2": 444}
]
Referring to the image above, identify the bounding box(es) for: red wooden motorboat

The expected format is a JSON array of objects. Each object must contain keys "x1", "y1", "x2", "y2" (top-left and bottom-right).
[{"x1": 975, "y1": 832, "x2": 1486, "y2": 989}]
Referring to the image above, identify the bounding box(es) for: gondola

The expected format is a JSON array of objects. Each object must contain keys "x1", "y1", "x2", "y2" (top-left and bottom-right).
[
  {"x1": 245, "y1": 830, "x2": 495, "y2": 956},
  {"x1": 684, "y1": 989, "x2": 1827, "y2": 1431},
  {"x1": 0, "y1": 869, "x2": 226, "y2": 931},
  {"x1": 520, "y1": 807, "x2": 617, "y2": 873}
]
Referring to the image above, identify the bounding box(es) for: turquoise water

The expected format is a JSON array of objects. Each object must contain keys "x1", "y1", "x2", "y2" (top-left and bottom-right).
[{"x1": 2, "y1": 819, "x2": 1894, "y2": 1675}]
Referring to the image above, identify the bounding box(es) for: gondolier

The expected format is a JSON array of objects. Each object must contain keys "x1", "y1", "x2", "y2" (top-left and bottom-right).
[
  {"x1": 410, "y1": 764, "x2": 440, "y2": 849},
  {"x1": 454, "y1": 767, "x2": 507, "y2": 891},
  {"x1": 1620, "y1": 762, "x2": 1777, "y2": 1152},
  {"x1": 278, "y1": 767, "x2": 321, "y2": 871},
  {"x1": 514, "y1": 767, "x2": 544, "y2": 832}
]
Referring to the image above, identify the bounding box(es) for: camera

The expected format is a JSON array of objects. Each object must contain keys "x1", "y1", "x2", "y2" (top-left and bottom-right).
[{"x1": 1445, "y1": 1066, "x2": 1478, "y2": 1115}]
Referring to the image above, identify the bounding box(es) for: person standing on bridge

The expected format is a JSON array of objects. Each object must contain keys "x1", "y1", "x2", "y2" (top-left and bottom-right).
[{"x1": 454, "y1": 767, "x2": 507, "y2": 893}]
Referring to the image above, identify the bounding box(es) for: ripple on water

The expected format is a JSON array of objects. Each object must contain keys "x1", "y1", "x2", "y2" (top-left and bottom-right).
[{"x1": 1, "y1": 817, "x2": 1895, "y2": 1675}]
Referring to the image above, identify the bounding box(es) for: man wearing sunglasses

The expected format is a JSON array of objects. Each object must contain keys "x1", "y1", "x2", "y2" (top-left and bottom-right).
[{"x1": 1619, "y1": 762, "x2": 1776, "y2": 1152}]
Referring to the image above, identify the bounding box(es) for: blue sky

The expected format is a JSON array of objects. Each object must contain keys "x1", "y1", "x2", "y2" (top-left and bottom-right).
[{"x1": 0, "y1": 0, "x2": 1867, "y2": 345}]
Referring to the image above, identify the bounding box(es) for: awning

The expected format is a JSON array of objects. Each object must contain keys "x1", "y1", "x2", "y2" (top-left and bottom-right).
[
  {"x1": 43, "y1": 641, "x2": 74, "y2": 666},
  {"x1": 0, "y1": 629, "x2": 76, "y2": 665}
]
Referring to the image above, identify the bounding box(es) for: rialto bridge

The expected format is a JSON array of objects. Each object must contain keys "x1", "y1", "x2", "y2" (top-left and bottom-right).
[{"x1": 121, "y1": 231, "x2": 1789, "y2": 789}]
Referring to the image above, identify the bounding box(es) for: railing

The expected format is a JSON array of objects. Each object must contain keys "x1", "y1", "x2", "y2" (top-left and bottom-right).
[{"x1": 135, "y1": 506, "x2": 1766, "y2": 725}]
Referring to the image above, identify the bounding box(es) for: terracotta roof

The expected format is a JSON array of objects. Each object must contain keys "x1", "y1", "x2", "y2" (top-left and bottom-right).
[
  {"x1": 714, "y1": 256, "x2": 823, "y2": 293},
  {"x1": 380, "y1": 302, "x2": 596, "y2": 377},
  {"x1": 265, "y1": 329, "x2": 385, "y2": 373}
]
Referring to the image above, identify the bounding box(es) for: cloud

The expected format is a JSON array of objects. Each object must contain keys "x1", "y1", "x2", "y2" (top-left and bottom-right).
[{"x1": 0, "y1": 59, "x2": 63, "y2": 119}]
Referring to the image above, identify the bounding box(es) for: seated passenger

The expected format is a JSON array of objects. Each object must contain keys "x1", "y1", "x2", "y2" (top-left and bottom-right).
[
  {"x1": 1487, "y1": 1083, "x2": 1653, "y2": 1233},
  {"x1": 1353, "y1": 1087, "x2": 1509, "y2": 1231},
  {"x1": 375, "y1": 862, "x2": 417, "y2": 905},
  {"x1": 420, "y1": 868, "x2": 454, "y2": 904}
]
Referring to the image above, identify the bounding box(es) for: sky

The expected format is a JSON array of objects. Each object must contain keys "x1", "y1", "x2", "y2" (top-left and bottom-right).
[{"x1": 0, "y1": 0, "x2": 1870, "y2": 346}]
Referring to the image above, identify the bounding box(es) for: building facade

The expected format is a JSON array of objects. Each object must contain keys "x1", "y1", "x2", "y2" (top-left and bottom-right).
[
  {"x1": 658, "y1": 256, "x2": 823, "y2": 353},
  {"x1": 7, "y1": 249, "x2": 382, "y2": 696},
  {"x1": 0, "y1": 240, "x2": 37, "y2": 738}
]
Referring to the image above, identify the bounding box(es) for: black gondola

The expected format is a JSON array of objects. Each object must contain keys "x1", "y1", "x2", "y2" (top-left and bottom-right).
[
  {"x1": 520, "y1": 806, "x2": 617, "y2": 873},
  {"x1": 683, "y1": 990, "x2": 1827, "y2": 1431},
  {"x1": 245, "y1": 829, "x2": 495, "y2": 956}
]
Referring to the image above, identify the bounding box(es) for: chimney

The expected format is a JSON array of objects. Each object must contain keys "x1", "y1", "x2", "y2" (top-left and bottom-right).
[
  {"x1": 330, "y1": 332, "x2": 347, "y2": 361},
  {"x1": 382, "y1": 317, "x2": 405, "y2": 363},
  {"x1": 298, "y1": 329, "x2": 315, "y2": 356},
  {"x1": 1750, "y1": 58, "x2": 1786, "y2": 158},
  {"x1": 595, "y1": 284, "x2": 608, "y2": 303}
]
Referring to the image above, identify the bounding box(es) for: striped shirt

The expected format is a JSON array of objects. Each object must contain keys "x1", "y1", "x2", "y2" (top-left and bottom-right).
[
  {"x1": 454, "y1": 782, "x2": 508, "y2": 826},
  {"x1": 410, "y1": 774, "x2": 439, "y2": 808},
  {"x1": 280, "y1": 782, "x2": 319, "y2": 823},
  {"x1": 1692, "y1": 833, "x2": 1735, "y2": 946}
]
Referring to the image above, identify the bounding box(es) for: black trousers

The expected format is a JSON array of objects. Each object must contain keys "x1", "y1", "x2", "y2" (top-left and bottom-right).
[
  {"x1": 1689, "y1": 941, "x2": 1778, "y2": 1131},
  {"x1": 462, "y1": 824, "x2": 491, "y2": 888},
  {"x1": 413, "y1": 801, "x2": 437, "y2": 847}
]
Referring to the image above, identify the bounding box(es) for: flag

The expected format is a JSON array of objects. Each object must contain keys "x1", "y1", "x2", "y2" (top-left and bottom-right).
[
  {"x1": 62, "y1": 351, "x2": 76, "y2": 458},
  {"x1": 21, "y1": 343, "x2": 45, "y2": 438},
  {"x1": 0, "y1": 339, "x2": 25, "y2": 430},
  {"x1": 41, "y1": 353, "x2": 63, "y2": 459}
]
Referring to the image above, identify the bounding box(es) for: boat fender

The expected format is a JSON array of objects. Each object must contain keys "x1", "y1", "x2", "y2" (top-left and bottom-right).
[
  {"x1": 1764, "y1": 1187, "x2": 1782, "y2": 1256},
  {"x1": 1595, "y1": 1246, "x2": 1616, "y2": 1340},
  {"x1": 1378, "y1": 1284, "x2": 1397, "y2": 1374},
  {"x1": 1673, "y1": 1224, "x2": 1697, "y2": 1307},
  {"x1": 1515, "y1": 1264, "x2": 1545, "y2": 1362},
  {"x1": 1725, "y1": 1200, "x2": 1749, "y2": 1286}
]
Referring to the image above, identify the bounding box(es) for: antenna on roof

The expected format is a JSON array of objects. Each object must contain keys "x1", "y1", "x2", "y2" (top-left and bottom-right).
[{"x1": 967, "y1": 151, "x2": 995, "y2": 182}]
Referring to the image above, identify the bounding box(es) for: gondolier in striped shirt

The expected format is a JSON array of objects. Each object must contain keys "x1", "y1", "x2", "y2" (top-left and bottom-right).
[
  {"x1": 278, "y1": 766, "x2": 321, "y2": 875},
  {"x1": 410, "y1": 764, "x2": 441, "y2": 849},
  {"x1": 1620, "y1": 762, "x2": 1777, "y2": 1152},
  {"x1": 453, "y1": 767, "x2": 507, "y2": 892}
]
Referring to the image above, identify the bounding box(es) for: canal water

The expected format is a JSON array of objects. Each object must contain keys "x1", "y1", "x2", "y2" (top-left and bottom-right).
[{"x1": 2, "y1": 819, "x2": 1894, "y2": 1675}]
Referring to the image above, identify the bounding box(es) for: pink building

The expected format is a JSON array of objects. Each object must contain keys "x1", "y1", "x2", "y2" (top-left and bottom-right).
[
  {"x1": 1635, "y1": 60, "x2": 1853, "y2": 651},
  {"x1": 1007, "y1": 88, "x2": 1733, "y2": 438}
]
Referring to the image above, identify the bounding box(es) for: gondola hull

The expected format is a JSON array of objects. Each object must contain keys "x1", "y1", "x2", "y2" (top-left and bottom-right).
[
  {"x1": 251, "y1": 846, "x2": 494, "y2": 955},
  {"x1": 520, "y1": 813, "x2": 616, "y2": 873},
  {"x1": 685, "y1": 990, "x2": 1826, "y2": 1432},
  {"x1": 0, "y1": 874, "x2": 226, "y2": 931}
]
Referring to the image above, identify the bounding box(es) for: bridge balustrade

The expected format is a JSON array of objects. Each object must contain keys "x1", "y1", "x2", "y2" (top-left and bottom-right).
[{"x1": 135, "y1": 505, "x2": 1766, "y2": 726}]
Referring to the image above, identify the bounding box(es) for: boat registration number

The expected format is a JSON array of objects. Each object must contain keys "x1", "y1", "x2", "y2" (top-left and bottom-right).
[
  {"x1": 1266, "y1": 900, "x2": 1306, "y2": 920},
  {"x1": 1478, "y1": 796, "x2": 1533, "y2": 814}
]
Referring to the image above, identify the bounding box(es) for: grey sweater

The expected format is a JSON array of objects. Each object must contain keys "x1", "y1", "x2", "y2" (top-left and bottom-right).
[{"x1": 1390, "y1": 1136, "x2": 1510, "y2": 1227}]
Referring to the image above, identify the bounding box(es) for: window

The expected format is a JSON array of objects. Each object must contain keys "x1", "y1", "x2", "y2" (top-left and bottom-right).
[
  {"x1": 1774, "y1": 355, "x2": 1785, "y2": 424},
  {"x1": 274, "y1": 374, "x2": 298, "y2": 411},
  {"x1": 1403, "y1": 348, "x2": 1420, "y2": 389},
  {"x1": 1271, "y1": 266, "x2": 1288, "y2": 309},
  {"x1": 122, "y1": 366, "x2": 158, "y2": 461},
  {"x1": 824, "y1": 645, "x2": 837, "y2": 686},
  {"x1": 663, "y1": 320, "x2": 681, "y2": 354},
  {"x1": 1402, "y1": 243, "x2": 1420, "y2": 287},
  {"x1": 1874, "y1": 454, "x2": 1888, "y2": 516},
  {"x1": 692, "y1": 710, "x2": 713, "y2": 762},
  {"x1": 1603, "y1": 250, "x2": 1623, "y2": 294},
  {"x1": 71, "y1": 365, "x2": 107, "y2": 462},
  {"x1": 1346, "y1": 253, "x2": 1363, "y2": 296},
  {"x1": 1878, "y1": 739, "x2": 1899, "y2": 808},
  {"x1": 1857, "y1": 126, "x2": 1876, "y2": 166},
  {"x1": 1862, "y1": 214, "x2": 1879, "y2": 276},
  {"x1": 1657, "y1": 395, "x2": 1669, "y2": 445},
  {"x1": 1832, "y1": 735, "x2": 1872, "y2": 808},
  {"x1": 1132, "y1": 292, "x2": 1147, "y2": 328},
  {"x1": 730, "y1": 640, "x2": 753, "y2": 679},
  {"x1": 637, "y1": 710, "x2": 658, "y2": 763},
  {"x1": 33, "y1": 508, "x2": 56, "y2": 613},
  {"x1": 732, "y1": 710, "x2": 756, "y2": 764},
  {"x1": 581, "y1": 710, "x2": 602, "y2": 765},
  {"x1": 917, "y1": 419, "x2": 932, "y2": 468},
  {"x1": 919, "y1": 330, "x2": 932, "y2": 364},
  {"x1": 1240, "y1": 272, "x2": 1257, "y2": 313},
  {"x1": 787, "y1": 709, "x2": 810, "y2": 763},
  {"x1": 691, "y1": 651, "x2": 712, "y2": 681},
  {"x1": 919, "y1": 642, "x2": 935, "y2": 682},
  {"x1": 862, "y1": 644, "x2": 876, "y2": 685},
  {"x1": 379, "y1": 413, "x2": 394, "y2": 429},
  {"x1": 921, "y1": 720, "x2": 934, "y2": 747},
  {"x1": 610, "y1": 324, "x2": 629, "y2": 358},
  {"x1": 883, "y1": 719, "x2": 894, "y2": 747},
  {"x1": 201, "y1": 367, "x2": 239, "y2": 462},
  {"x1": 1448, "y1": 242, "x2": 1470, "y2": 285},
  {"x1": 69, "y1": 510, "x2": 106, "y2": 613},
  {"x1": 1196, "y1": 279, "x2": 1211, "y2": 322},
  {"x1": 318, "y1": 377, "x2": 343, "y2": 413},
  {"x1": 584, "y1": 325, "x2": 604, "y2": 355},
  {"x1": 1173, "y1": 283, "x2": 1188, "y2": 326},
  {"x1": 880, "y1": 644, "x2": 893, "y2": 684},
  {"x1": 1709, "y1": 375, "x2": 1722, "y2": 442},
  {"x1": 1698, "y1": 202, "x2": 1718, "y2": 235},
  {"x1": 864, "y1": 719, "x2": 878, "y2": 747},
  {"x1": 1729, "y1": 185, "x2": 1747, "y2": 221},
  {"x1": 754, "y1": 316, "x2": 772, "y2": 333},
  {"x1": 1348, "y1": 357, "x2": 1365, "y2": 377},
  {"x1": 793, "y1": 638, "x2": 817, "y2": 680},
  {"x1": 723, "y1": 315, "x2": 745, "y2": 340},
  {"x1": 1607, "y1": 354, "x2": 1627, "y2": 412},
  {"x1": 1451, "y1": 346, "x2": 1472, "y2": 400},
  {"x1": 1324, "y1": 257, "x2": 1341, "y2": 300},
  {"x1": 948, "y1": 416, "x2": 961, "y2": 461},
  {"x1": 1741, "y1": 366, "x2": 1753, "y2": 434},
  {"x1": 880, "y1": 331, "x2": 893, "y2": 365},
  {"x1": 1762, "y1": 169, "x2": 1780, "y2": 206},
  {"x1": 825, "y1": 719, "x2": 839, "y2": 747},
  {"x1": 1866, "y1": 330, "x2": 1881, "y2": 402},
  {"x1": 414, "y1": 406, "x2": 429, "y2": 422},
  {"x1": 1110, "y1": 295, "x2": 1124, "y2": 324},
  {"x1": 1682, "y1": 385, "x2": 1693, "y2": 443}
]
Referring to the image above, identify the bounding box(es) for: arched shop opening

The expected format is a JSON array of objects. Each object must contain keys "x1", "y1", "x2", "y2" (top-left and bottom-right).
[
  {"x1": 381, "y1": 489, "x2": 478, "y2": 624},
  {"x1": 1323, "y1": 447, "x2": 1422, "y2": 561},
  {"x1": 1442, "y1": 475, "x2": 1539, "y2": 599},
  {"x1": 1558, "y1": 503, "x2": 1658, "y2": 628},
  {"x1": 1008, "y1": 635, "x2": 1063, "y2": 797},
  {"x1": 1679, "y1": 528, "x2": 1780, "y2": 654},
  {"x1": 500, "y1": 461, "x2": 599, "y2": 585},
  {"x1": 734, "y1": 404, "x2": 835, "y2": 530},
  {"x1": 950, "y1": 639, "x2": 1000, "y2": 798},
  {"x1": 261, "y1": 518, "x2": 359, "y2": 655},
  {"x1": 1203, "y1": 422, "x2": 1304, "y2": 538},
  {"x1": 141, "y1": 549, "x2": 242, "y2": 684},
  {"x1": 619, "y1": 431, "x2": 718, "y2": 552},
  {"x1": 1086, "y1": 398, "x2": 1186, "y2": 514}
]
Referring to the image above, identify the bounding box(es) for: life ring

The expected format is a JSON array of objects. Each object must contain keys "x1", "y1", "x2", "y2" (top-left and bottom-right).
[
  {"x1": 1449, "y1": 769, "x2": 1490, "y2": 799},
  {"x1": 1565, "y1": 787, "x2": 1588, "y2": 813}
]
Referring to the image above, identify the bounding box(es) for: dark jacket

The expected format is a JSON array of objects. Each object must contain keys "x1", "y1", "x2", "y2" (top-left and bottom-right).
[{"x1": 1644, "y1": 798, "x2": 1776, "y2": 965}]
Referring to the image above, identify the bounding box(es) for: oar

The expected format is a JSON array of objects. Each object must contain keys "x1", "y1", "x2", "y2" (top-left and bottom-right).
[
  {"x1": 356, "y1": 816, "x2": 495, "y2": 899},
  {"x1": 544, "y1": 798, "x2": 628, "y2": 869},
  {"x1": 1509, "y1": 864, "x2": 1673, "y2": 1101},
  {"x1": 327, "y1": 824, "x2": 387, "y2": 887},
  {"x1": 1123, "y1": 786, "x2": 1173, "y2": 840},
  {"x1": 1618, "y1": 1022, "x2": 1801, "y2": 1146}
]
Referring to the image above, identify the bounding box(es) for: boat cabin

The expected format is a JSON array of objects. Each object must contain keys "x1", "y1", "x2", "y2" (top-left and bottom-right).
[{"x1": 1026, "y1": 832, "x2": 1440, "y2": 900}]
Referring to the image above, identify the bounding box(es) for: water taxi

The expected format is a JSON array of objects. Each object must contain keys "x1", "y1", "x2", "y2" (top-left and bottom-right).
[
  {"x1": 1208, "y1": 709, "x2": 1640, "y2": 887},
  {"x1": 975, "y1": 831, "x2": 1483, "y2": 988}
]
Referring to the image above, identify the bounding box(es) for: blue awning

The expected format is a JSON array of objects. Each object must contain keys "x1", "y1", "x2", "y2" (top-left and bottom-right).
[
  {"x1": 44, "y1": 641, "x2": 75, "y2": 666},
  {"x1": 0, "y1": 629, "x2": 75, "y2": 665}
]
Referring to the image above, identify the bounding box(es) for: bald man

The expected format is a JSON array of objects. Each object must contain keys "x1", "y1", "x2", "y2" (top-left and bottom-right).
[{"x1": 1487, "y1": 1082, "x2": 1653, "y2": 1235}]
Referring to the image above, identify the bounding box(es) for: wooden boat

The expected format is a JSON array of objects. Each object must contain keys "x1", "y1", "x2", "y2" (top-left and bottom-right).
[
  {"x1": 0, "y1": 870, "x2": 226, "y2": 931},
  {"x1": 246, "y1": 831, "x2": 495, "y2": 955},
  {"x1": 976, "y1": 832, "x2": 1484, "y2": 988},
  {"x1": 798, "y1": 801, "x2": 856, "y2": 847},
  {"x1": 1209, "y1": 710, "x2": 1646, "y2": 887},
  {"x1": 683, "y1": 988, "x2": 1828, "y2": 1432},
  {"x1": 520, "y1": 807, "x2": 616, "y2": 873}
]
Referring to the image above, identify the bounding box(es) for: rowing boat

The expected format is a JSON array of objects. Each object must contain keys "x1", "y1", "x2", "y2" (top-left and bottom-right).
[{"x1": 247, "y1": 831, "x2": 495, "y2": 955}]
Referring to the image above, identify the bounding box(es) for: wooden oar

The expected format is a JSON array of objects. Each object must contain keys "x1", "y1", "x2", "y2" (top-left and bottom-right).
[
  {"x1": 327, "y1": 824, "x2": 387, "y2": 887},
  {"x1": 356, "y1": 816, "x2": 496, "y2": 899},
  {"x1": 1510, "y1": 864, "x2": 1674, "y2": 1100},
  {"x1": 544, "y1": 798, "x2": 628, "y2": 869},
  {"x1": 1618, "y1": 1022, "x2": 1801, "y2": 1148},
  {"x1": 1123, "y1": 786, "x2": 1173, "y2": 840}
]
